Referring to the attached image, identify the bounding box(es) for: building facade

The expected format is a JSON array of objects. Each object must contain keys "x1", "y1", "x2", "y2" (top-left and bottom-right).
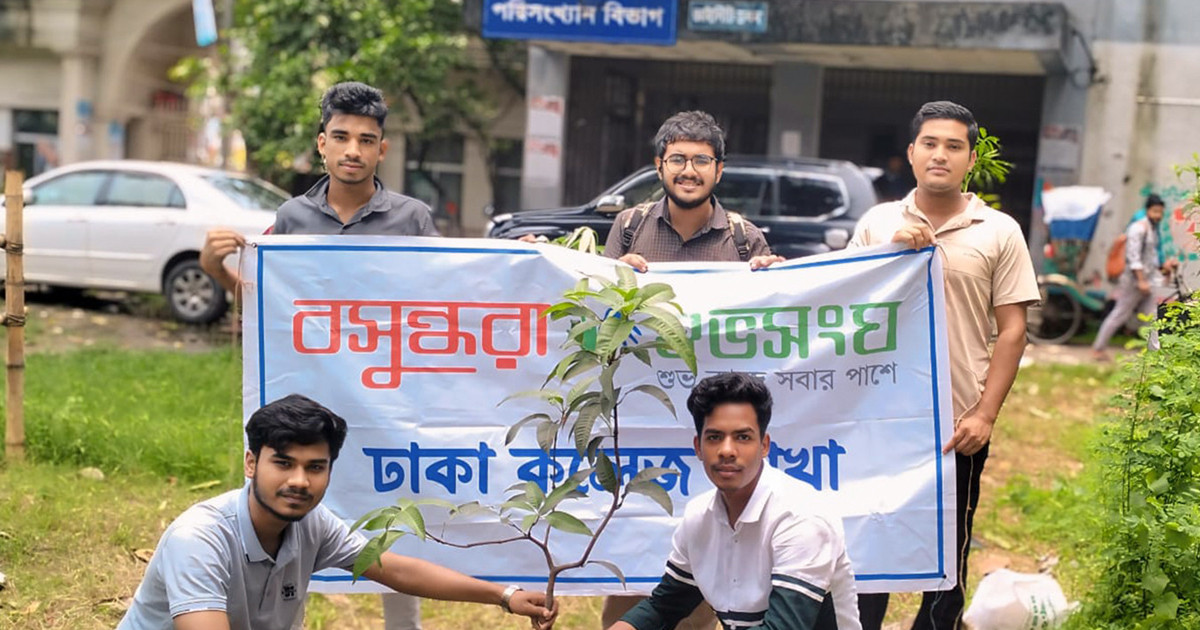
[
  {"x1": 471, "y1": 0, "x2": 1200, "y2": 285},
  {"x1": 4, "y1": 0, "x2": 1198, "y2": 287}
]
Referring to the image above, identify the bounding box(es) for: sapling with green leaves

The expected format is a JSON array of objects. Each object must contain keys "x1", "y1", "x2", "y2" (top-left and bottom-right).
[
  {"x1": 351, "y1": 266, "x2": 696, "y2": 607},
  {"x1": 964, "y1": 127, "x2": 1014, "y2": 208}
]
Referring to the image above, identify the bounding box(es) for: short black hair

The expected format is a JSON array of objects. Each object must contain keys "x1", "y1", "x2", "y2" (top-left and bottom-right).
[
  {"x1": 320, "y1": 81, "x2": 388, "y2": 132},
  {"x1": 246, "y1": 394, "x2": 348, "y2": 461},
  {"x1": 1145, "y1": 193, "x2": 1165, "y2": 209},
  {"x1": 653, "y1": 111, "x2": 726, "y2": 161},
  {"x1": 686, "y1": 372, "x2": 772, "y2": 436},
  {"x1": 910, "y1": 100, "x2": 979, "y2": 148}
]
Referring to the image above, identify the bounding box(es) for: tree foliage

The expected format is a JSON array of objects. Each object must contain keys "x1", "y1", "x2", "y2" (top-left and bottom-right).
[{"x1": 188, "y1": 0, "x2": 521, "y2": 187}]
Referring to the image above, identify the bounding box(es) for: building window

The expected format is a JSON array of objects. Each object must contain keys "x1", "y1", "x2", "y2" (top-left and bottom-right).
[
  {"x1": 13, "y1": 109, "x2": 59, "y2": 177},
  {"x1": 404, "y1": 135, "x2": 464, "y2": 230},
  {"x1": 491, "y1": 139, "x2": 523, "y2": 214}
]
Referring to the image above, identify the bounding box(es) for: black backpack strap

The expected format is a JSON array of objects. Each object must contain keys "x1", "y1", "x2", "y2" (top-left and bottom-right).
[
  {"x1": 620, "y1": 203, "x2": 654, "y2": 253},
  {"x1": 726, "y1": 211, "x2": 751, "y2": 262}
]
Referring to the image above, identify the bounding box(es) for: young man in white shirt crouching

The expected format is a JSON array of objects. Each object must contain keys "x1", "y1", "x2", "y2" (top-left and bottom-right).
[{"x1": 609, "y1": 372, "x2": 861, "y2": 630}]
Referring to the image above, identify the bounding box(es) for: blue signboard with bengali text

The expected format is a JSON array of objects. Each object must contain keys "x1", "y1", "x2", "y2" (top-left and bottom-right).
[{"x1": 483, "y1": 0, "x2": 678, "y2": 46}]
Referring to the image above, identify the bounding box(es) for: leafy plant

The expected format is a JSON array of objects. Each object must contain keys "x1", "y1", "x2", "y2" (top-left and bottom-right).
[
  {"x1": 352, "y1": 268, "x2": 696, "y2": 607},
  {"x1": 552, "y1": 226, "x2": 603, "y2": 255},
  {"x1": 1065, "y1": 160, "x2": 1200, "y2": 629},
  {"x1": 964, "y1": 127, "x2": 1014, "y2": 208},
  {"x1": 1173, "y1": 152, "x2": 1200, "y2": 212}
]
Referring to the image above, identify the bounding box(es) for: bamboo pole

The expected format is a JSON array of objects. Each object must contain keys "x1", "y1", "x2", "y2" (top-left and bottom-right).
[{"x1": 4, "y1": 170, "x2": 25, "y2": 461}]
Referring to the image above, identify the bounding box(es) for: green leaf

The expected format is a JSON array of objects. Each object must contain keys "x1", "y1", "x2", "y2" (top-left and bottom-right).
[
  {"x1": 542, "y1": 469, "x2": 593, "y2": 512},
  {"x1": 448, "y1": 501, "x2": 496, "y2": 520},
  {"x1": 536, "y1": 419, "x2": 559, "y2": 452},
  {"x1": 565, "y1": 374, "x2": 600, "y2": 408},
  {"x1": 350, "y1": 505, "x2": 393, "y2": 533},
  {"x1": 562, "y1": 354, "x2": 602, "y2": 382},
  {"x1": 542, "y1": 302, "x2": 598, "y2": 322},
  {"x1": 615, "y1": 264, "x2": 637, "y2": 290},
  {"x1": 525, "y1": 480, "x2": 546, "y2": 510},
  {"x1": 596, "y1": 451, "x2": 618, "y2": 493},
  {"x1": 595, "y1": 316, "x2": 637, "y2": 357},
  {"x1": 500, "y1": 498, "x2": 537, "y2": 513},
  {"x1": 630, "y1": 283, "x2": 676, "y2": 310},
  {"x1": 414, "y1": 497, "x2": 458, "y2": 511},
  {"x1": 587, "y1": 559, "x2": 627, "y2": 586},
  {"x1": 499, "y1": 389, "x2": 563, "y2": 407},
  {"x1": 1148, "y1": 472, "x2": 1170, "y2": 495},
  {"x1": 545, "y1": 510, "x2": 593, "y2": 536},
  {"x1": 573, "y1": 402, "x2": 602, "y2": 455},
  {"x1": 506, "y1": 412, "x2": 552, "y2": 446},
  {"x1": 520, "y1": 513, "x2": 539, "y2": 533},
  {"x1": 638, "y1": 307, "x2": 696, "y2": 373},
  {"x1": 627, "y1": 480, "x2": 674, "y2": 515},
  {"x1": 624, "y1": 384, "x2": 677, "y2": 418},
  {"x1": 628, "y1": 466, "x2": 680, "y2": 486},
  {"x1": 1153, "y1": 591, "x2": 1180, "y2": 620},
  {"x1": 395, "y1": 503, "x2": 428, "y2": 541},
  {"x1": 566, "y1": 391, "x2": 602, "y2": 416},
  {"x1": 587, "y1": 435, "x2": 607, "y2": 463},
  {"x1": 630, "y1": 347, "x2": 653, "y2": 367},
  {"x1": 1144, "y1": 569, "x2": 1170, "y2": 596},
  {"x1": 352, "y1": 529, "x2": 405, "y2": 579}
]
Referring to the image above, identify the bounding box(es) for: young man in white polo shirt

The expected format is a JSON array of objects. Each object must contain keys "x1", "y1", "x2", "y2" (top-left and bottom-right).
[
  {"x1": 119, "y1": 394, "x2": 556, "y2": 630},
  {"x1": 608, "y1": 372, "x2": 861, "y2": 630}
]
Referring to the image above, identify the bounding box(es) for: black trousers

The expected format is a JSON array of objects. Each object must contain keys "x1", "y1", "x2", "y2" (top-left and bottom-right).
[{"x1": 858, "y1": 444, "x2": 989, "y2": 630}]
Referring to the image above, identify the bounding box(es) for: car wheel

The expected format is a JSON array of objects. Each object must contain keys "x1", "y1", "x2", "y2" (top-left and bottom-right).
[{"x1": 164, "y1": 258, "x2": 228, "y2": 325}]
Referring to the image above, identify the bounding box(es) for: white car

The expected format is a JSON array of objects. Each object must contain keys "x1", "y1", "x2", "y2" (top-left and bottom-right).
[{"x1": 0, "y1": 160, "x2": 285, "y2": 324}]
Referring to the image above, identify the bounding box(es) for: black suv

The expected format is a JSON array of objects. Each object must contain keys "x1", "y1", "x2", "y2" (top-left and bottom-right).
[{"x1": 485, "y1": 156, "x2": 879, "y2": 258}]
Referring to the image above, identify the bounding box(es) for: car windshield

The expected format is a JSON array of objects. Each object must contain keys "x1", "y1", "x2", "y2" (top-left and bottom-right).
[{"x1": 203, "y1": 175, "x2": 288, "y2": 211}]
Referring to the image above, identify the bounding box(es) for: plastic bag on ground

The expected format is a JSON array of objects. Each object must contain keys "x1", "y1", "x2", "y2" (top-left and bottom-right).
[{"x1": 962, "y1": 569, "x2": 1074, "y2": 630}]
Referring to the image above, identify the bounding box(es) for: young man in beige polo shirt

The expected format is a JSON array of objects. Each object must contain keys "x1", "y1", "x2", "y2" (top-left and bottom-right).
[{"x1": 848, "y1": 101, "x2": 1039, "y2": 630}]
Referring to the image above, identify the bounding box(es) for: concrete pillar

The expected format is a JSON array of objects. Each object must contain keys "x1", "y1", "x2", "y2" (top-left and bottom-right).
[
  {"x1": 1030, "y1": 71, "x2": 1089, "y2": 270},
  {"x1": 461, "y1": 136, "x2": 490, "y2": 234},
  {"x1": 57, "y1": 52, "x2": 99, "y2": 164},
  {"x1": 767, "y1": 63, "x2": 823, "y2": 158},
  {"x1": 520, "y1": 45, "x2": 569, "y2": 209}
]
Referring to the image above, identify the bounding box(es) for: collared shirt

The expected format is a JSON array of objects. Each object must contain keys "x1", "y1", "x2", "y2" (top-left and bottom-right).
[
  {"x1": 118, "y1": 485, "x2": 367, "y2": 630},
  {"x1": 602, "y1": 197, "x2": 772, "y2": 263},
  {"x1": 623, "y1": 466, "x2": 861, "y2": 630},
  {"x1": 1123, "y1": 218, "x2": 1161, "y2": 279},
  {"x1": 849, "y1": 191, "x2": 1040, "y2": 419},
  {"x1": 272, "y1": 175, "x2": 440, "y2": 236}
]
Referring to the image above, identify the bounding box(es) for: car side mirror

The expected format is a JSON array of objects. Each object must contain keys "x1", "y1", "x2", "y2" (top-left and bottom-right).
[
  {"x1": 824, "y1": 227, "x2": 850, "y2": 250},
  {"x1": 596, "y1": 194, "x2": 625, "y2": 215}
]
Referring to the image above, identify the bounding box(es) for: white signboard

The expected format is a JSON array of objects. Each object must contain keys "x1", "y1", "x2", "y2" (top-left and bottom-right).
[{"x1": 241, "y1": 236, "x2": 956, "y2": 595}]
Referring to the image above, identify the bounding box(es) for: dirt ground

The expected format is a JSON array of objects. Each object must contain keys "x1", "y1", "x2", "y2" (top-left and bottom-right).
[{"x1": 20, "y1": 291, "x2": 235, "y2": 354}]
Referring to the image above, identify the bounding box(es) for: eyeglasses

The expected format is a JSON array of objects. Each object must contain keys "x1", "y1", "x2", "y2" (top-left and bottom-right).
[{"x1": 662, "y1": 154, "x2": 718, "y2": 173}]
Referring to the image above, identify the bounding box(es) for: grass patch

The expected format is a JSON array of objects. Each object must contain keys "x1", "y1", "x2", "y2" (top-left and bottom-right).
[
  {"x1": 0, "y1": 461, "x2": 240, "y2": 628},
  {"x1": 0, "y1": 347, "x2": 244, "y2": 485}
]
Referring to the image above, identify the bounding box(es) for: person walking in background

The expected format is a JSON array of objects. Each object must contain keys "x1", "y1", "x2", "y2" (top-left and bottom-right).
[{"x1": 1092, "y1": 194, "x2": 1174, "y2": 360}]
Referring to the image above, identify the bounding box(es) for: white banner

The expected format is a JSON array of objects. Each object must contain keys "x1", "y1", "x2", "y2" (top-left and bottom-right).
[{"x1": 241, "y1": 236, "x2": 956, "y2": 595}]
